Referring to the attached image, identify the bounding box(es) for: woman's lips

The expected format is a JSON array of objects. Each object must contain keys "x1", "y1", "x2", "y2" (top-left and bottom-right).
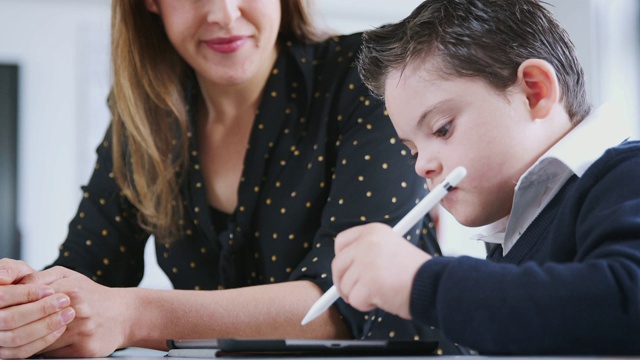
[{"x1": 203, "y1": 36, "x2": 249, "y2": 54}]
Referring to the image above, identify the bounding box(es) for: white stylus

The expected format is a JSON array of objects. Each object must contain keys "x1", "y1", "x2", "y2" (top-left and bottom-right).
[{"x1": 300, "y1": 166, "x2": 467, "y2": 325}]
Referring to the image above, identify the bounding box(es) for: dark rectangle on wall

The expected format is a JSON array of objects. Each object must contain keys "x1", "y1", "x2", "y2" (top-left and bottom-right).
[{"x1": 0, "y1": 64, "x2": 20, "y2": 259}]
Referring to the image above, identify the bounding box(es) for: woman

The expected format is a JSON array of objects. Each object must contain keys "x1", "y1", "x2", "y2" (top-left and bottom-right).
[{"x1": 0, "y1": 0, "x2": 443, "y2": 357}]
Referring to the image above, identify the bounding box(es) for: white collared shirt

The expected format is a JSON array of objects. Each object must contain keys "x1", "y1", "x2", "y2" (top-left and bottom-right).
[{"x1": 473, "y1": 103, "x2": 632, "y2": 255}]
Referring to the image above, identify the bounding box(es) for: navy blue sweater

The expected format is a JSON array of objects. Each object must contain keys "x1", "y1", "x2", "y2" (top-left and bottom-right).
[{"x1": 410, "y1": 141, "x2": 640, "y2": 355}]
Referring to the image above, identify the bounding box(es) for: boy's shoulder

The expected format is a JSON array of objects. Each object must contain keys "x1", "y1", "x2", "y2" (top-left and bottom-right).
[
  {"x1": 598, "y1": 139, "x2": 640, "y2": 164},
  {"x1": 581, "y1": 140, "x2": 640, "y2": 188}
]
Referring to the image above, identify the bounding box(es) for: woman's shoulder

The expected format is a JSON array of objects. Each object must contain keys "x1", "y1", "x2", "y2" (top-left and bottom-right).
[
  {"x1": 278, "y1": 32, "x2": 367, "y2": 95},
  {"x1": 321, "y1": 32, "x2": 365, "y2": 50},
  {"x1": 284, "y1": 32, "x2": 364, "y2": 63},
  {"x1": 319, "y1": 32, "x2": 364, "y2": 56}
]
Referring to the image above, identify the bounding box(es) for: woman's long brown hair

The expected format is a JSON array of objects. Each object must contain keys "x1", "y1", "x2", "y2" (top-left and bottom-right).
[{"x1": 109, "y1": 0, "x2": 325, "y2": 242}]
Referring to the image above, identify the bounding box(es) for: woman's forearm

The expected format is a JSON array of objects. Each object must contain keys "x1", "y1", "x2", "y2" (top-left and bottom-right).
[{"x1": 123, "y1": 280, "x2": 351, "y2": 350}]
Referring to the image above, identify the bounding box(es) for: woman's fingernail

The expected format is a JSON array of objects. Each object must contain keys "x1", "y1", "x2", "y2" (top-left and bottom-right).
[
  {"x1": 41, "y1": 287, "x2": 55, "y2": 298},
  {"x1": 56, "y1": 295, "x2": 70, "y2": 310},
  {"x1": 60, "y1": 308, "x2": 75, "y2": 324}
]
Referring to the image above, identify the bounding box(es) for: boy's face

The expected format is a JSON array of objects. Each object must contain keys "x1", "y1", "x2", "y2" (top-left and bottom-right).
[{"x1": 384, "y1": 59, "x2": 542, "y2": 227}]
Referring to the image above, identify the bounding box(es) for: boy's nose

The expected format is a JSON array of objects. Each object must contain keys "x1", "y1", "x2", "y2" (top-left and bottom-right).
[{"x1": 414, "y1": 154, "x2": 441, "y2": 183}]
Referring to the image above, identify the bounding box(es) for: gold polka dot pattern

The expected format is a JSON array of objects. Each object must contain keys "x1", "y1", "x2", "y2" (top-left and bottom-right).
[{"x1": 51, "y1": 33, "x2": 455, "y2": 352}]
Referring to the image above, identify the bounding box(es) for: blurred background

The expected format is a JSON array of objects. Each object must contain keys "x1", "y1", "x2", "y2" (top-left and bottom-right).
[{"x1": 0, "y1": 0, "x2": 638, "y2": 289}]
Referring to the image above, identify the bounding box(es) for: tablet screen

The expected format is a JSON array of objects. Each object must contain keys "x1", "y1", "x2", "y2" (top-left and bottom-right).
[{"x1": 167, "y1": 338, "x2": 438, "y2": 356}]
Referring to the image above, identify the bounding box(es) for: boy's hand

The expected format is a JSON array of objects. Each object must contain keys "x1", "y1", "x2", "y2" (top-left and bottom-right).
[
  {"x1": 0, "y1": 258, "x2": 73, "y2": 359},
  {"x1": 332, "y1": 223, "x2": 431, "y2": 319}
]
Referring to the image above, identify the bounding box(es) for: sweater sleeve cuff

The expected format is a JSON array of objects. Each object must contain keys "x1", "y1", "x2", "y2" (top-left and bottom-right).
[{"x1": 410, "y1": 256, "x2": 455, "y2": 326}]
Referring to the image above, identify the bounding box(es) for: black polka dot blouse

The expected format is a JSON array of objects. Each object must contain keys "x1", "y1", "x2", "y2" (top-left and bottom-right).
[{"x1": 52, "y1": 33, "x2": 462, "y2": 353}]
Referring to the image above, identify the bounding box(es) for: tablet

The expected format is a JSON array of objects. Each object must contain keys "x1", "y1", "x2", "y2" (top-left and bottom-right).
[{"x1": 167, "y1": 338, "x2": 438, "y2": 356}]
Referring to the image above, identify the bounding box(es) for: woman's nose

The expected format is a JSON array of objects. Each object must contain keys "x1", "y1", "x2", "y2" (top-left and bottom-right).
[{"x1": 206, "y1": 0, "x2": 242, "y2": 28}]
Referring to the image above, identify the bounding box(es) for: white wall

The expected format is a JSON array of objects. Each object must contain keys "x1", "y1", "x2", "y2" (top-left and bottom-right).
[
  {"x1": 593, "y1": 0, "x2": 640, "y2": 137},
  {"x1": 1, "y1": 0, "x2": 638, "y2": 286},
  {"x1": 0, "y1": 0, "x2": 112, "y2": 268},
  {"x1": 314, "y1": 0, "x2": 424, "y2": 33}
]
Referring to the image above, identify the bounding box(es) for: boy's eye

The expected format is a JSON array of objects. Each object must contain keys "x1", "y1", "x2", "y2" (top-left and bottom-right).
[{"x1": 433, "y1": 122, "x2": 452, "y2": 138}]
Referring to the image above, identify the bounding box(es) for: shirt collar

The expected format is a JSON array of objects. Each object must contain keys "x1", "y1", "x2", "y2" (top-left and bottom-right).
[
  {"x1": 473, "y1": 103, "x2": 631, "y2": 250},
  {"x1": 535, "y1": 102, "x2": 630, "y2": 178}
]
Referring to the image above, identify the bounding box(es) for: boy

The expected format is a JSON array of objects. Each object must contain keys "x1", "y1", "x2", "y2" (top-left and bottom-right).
[{"x1": 331, "y1": 0, "x2": 640, "y2": 355}]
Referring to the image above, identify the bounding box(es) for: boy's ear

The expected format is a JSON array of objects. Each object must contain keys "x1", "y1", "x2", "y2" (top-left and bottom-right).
[
  {"x1": 516, "y1": 59, "x2": 560, "y2": 120},
  {"x1": 144, "y1": 0, "x2": 159, "y2": 14}
]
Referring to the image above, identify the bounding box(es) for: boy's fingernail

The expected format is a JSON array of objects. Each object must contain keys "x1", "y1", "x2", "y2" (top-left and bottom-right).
[{"x1": 0, "y1": 268, "x2": 8, "y2": 278}]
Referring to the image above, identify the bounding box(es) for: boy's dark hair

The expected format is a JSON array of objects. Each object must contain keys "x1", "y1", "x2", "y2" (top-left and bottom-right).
[{"x1": 358, "y1": 0, "x2": 591, "y2": 125}]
